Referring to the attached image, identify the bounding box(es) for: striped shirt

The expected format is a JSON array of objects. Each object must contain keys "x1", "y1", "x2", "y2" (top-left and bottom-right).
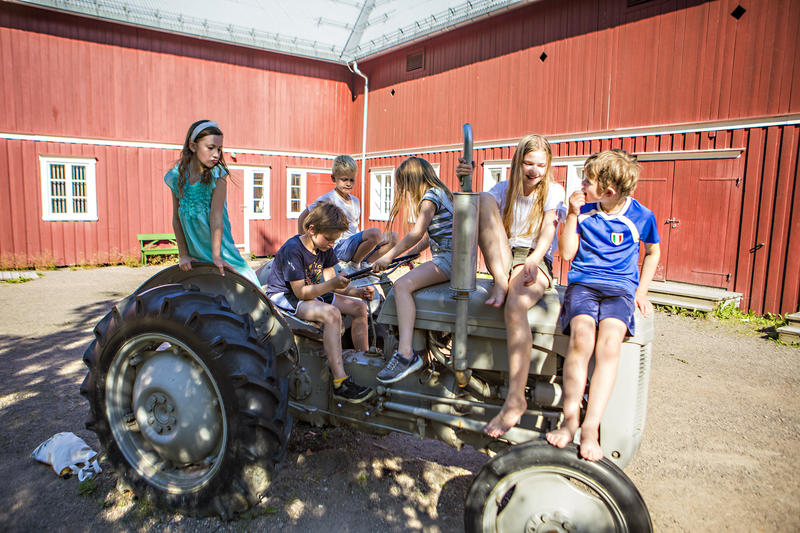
[{"x1": 420, "y1": 187, "x2": 453, "y2": 255}]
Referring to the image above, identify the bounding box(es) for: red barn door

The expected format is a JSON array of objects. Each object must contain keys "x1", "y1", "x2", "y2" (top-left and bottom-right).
[
  {"x1": 663, "y1": 159, "x2": 743, "y2": 289},
  {"x1": 226, "y1": 169, "x2": 245, "y2": 248},
  {"x1": 633, "y1": 161, "x2": 675, "y2": 281},
  {"x1": 306, "y1": 172, "x2": 333, "y2": 206}
]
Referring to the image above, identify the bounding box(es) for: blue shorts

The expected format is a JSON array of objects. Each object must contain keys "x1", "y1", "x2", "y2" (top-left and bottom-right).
[
  {"x1": 333, "y1": 232, "x2": 364, "y2": 263},
  {"x1": 560, "y1": 283, "x2": 635, "y2": 336}
]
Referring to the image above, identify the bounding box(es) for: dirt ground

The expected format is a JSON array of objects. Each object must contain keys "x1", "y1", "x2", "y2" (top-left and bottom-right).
[{"x1": 0, "y1": 265, "x2": 798, "y2": 532}]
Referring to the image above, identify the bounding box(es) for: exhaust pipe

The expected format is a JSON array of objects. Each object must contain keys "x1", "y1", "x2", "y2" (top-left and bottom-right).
[{"x1": 450, "y1": 124, "x2": 479, "y2": 387}]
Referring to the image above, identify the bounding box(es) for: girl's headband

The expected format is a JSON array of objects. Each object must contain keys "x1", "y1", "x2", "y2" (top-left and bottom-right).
[{"x1": 190, "y1": 121, "x2": 219, "y2": 142}]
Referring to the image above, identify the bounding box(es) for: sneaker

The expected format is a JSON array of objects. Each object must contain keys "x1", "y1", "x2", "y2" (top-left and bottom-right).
[
  {"x1": 332, "y1": 377, "x2": 374, "y2": 404},
  {"x1": 376, "y1": 351, "x2": 423, "y2": 384}
]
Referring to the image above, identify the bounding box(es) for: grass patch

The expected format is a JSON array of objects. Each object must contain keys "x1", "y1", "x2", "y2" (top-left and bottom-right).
[
  {"x1": 78, "y1": 478, "x2": 97, "y2": 497},
  {"x1": 655, "y1": 304, "x2": 708, "y2": 319},
  {"x1": 243, "y1": 505, "x2": 279, "y2": 519},
  {"x1": 1, "y1": 276, "x2": 36, "y2": 284},
  {"x1": 658, "y1": 303, "x2": 793, "y2": 344},
  {"x1": 713, "y1": 305, "x2": 789, "y2": 343}
]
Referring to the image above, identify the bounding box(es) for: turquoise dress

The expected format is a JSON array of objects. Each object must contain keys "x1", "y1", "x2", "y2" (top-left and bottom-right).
[{"x1": 164, "y1": 165, "x2": 260, "y2": 287}]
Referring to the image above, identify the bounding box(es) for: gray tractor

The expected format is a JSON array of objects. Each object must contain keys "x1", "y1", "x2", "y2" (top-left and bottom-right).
[{"x1": 81, "y1": 126, "x2": 653, "y2": 532}]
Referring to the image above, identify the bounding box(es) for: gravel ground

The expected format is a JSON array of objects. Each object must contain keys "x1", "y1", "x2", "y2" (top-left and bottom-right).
[{"x1": 0, "y1": 265, "x2": 798, "y2": 532}]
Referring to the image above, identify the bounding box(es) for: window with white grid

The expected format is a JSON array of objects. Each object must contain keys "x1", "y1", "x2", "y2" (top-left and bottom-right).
[
  {"x1": 370, "y1": 169, "x2": 394, "y2": 221},
  {"x1": 40, "y1": 156, "x2": 97, "y2": 221},
  {"x1": 286, "y1": 168, "x2": 307, "y2": 218},
  {"x1": 245, "y1": 167, "x2": 270, "y2": 219}
]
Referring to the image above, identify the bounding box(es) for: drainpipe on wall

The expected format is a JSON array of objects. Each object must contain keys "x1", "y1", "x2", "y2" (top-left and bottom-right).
[{"x1": 349, "y1": 61, "x2": 368, "y2": 231}]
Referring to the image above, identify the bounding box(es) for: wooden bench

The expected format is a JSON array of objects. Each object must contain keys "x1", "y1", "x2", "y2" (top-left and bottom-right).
[{"x1": 137, "y1": 233, "x2": 179, "y2": 265}]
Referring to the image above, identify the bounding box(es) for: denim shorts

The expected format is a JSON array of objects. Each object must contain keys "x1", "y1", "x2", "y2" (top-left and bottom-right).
[
  {"x1": 559, "y1": 283, "x2": 635, "y2": 336},
  {"x1": 333, "y1": 232, "x2": 364, "y2": 263},
  {"x1": 430, "y1": 251, "x2": 453, "y2": 278}
]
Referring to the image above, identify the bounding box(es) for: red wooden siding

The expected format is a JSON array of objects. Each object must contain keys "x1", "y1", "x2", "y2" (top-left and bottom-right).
[
  {"x1": 353, "y1": 0, "x2": 800, "y2": 153},
  {"x1": 0, "y1": 138, "x2": 335, "y2": 266},
  {"x1": 358, "y1": 125, "x2": 800, "y2": 314},
  {"x1": 734, "y1": 125, "x2": 800, "y2": 314},
  {"x1": 1, "y1": 0, "x2": 798, "y2": 316},
  {"x1": 0, "y1": 3, "x2": 355, "y2": 154}
]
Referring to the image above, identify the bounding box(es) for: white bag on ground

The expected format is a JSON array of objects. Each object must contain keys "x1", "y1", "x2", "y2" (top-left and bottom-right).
[{"x1": 31, "y1": 432, "x2": 102, "y2": 481}]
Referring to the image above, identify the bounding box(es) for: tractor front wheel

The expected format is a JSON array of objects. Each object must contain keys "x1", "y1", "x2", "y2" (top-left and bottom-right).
[
  {"x1": 81, "y1": 284, "x2": 291, "y2": 518},
  {"x1": 464, "y1": 440, "x2": 651, "y2": 533}
]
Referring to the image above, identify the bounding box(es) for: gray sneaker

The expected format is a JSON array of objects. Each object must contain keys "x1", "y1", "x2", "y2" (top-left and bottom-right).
[{"x1": 376, "y1": 351, "x2": 423, "y2": 384}]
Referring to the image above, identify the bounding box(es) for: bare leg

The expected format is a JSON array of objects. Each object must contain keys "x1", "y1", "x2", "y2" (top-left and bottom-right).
[
  {"x1": 296, "y1": 300, "x2": 346, "y2": 379},
  {"x1": 351, "y1": 228, "x2": 383, "y2": 264},
  {"x1": 578, "y1": 317, "x2": 626, "y2": 461},
  {"x1": 334, "y1": 294, "x2": 370, "y2": 352},
  {"x1": 483, "y1": 265, "x2": 548, "y2": 437},
  {"x1": 366, "y1": 231, "x2": 399, "y2": 263},
  {"x1": 546, "y1": 315, "x2": 596, "y2": 448},
  {"x1": 393, "y1": 261, "x2": 448, "y2": 359},
  {"x1": 478, "y1": 193, "x2": 510, "y2": 307}
]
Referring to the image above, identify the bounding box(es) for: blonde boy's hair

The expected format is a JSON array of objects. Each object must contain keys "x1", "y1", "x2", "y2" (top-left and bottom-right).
[
  {"x1": 302, "y1": 202, "x2": 349, "y2": 233},
  {"x1": 584, "y1": 149, "x2": 640, "y2": 198},
  {"x1": 332, "y1": 155, "x2": 357, "y2": 177}
]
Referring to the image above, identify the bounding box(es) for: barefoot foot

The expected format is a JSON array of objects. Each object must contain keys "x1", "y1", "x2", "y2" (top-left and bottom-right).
[
  {"x1": 483, "y1": 397, "x2": 526, "y2": 438},
  {"x1": 484, "y1": 281, "x2": 508, "y2": 307},
  {"x1": 579, "y1": 426, "x2": 603, "y2": 461},
  {"x1": 545, "y1": 424, "x2": 576, "y2": 448}
]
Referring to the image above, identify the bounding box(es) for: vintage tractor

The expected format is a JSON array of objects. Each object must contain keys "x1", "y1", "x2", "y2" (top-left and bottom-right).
[{"x1": 81, "y1": 126, "x2": 653, "y2": 531}]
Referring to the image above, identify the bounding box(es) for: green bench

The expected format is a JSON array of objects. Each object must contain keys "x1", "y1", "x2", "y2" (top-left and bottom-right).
[{"x1": 137, "y1": 233, "x2": 179, "y2": 265}]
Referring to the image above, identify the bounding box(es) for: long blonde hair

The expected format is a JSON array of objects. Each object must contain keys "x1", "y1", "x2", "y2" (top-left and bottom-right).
[
  {"x1": 502, "y1": 134, "x2": 553, "y2": 239},
  {"x1": 386, "y1": 157, "x2": 453, "y2": 231}
]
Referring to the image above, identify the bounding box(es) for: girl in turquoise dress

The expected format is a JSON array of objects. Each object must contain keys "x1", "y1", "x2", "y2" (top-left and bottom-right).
[{"x1": 165, "y1": 119, "x2": 260, "y2": 287}]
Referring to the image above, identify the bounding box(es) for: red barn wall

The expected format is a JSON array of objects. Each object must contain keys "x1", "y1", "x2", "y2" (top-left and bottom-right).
[
  {"x1": 0, "y1": 1, "x2": 798, "y2": 315},
  {"x1": 0, "y1": 3, "x2": 355, "y2": 153},
  {"x1": 354, "y1": 0, "x2": 800, "y2": 152}
]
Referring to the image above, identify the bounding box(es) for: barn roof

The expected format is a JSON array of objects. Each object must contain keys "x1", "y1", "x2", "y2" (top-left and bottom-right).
[{"x1": 16, "y1": 0, "x2": 535, "y2": 63}]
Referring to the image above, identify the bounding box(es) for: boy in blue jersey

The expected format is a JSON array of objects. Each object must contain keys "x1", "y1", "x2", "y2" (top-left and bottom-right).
[{"x1": 546, "y1": 149, "x2": 661, "y2": 461}]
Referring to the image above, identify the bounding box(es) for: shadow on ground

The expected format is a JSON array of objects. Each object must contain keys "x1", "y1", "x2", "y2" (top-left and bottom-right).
[{"x1": 0, "y1": 294, "x2": 485, "y2": 532}]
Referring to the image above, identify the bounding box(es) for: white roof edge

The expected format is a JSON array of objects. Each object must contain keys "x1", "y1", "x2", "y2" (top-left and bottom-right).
[{"x1": 12, "y1": 0, "x2": 541, "y2": 64}]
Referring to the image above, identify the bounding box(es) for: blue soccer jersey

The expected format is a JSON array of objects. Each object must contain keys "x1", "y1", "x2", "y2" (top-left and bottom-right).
[{"x1": 567, "y1": 197, "x2": 660, "y2": 296}]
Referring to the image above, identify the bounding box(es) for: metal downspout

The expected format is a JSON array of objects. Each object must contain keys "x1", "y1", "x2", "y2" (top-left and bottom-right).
[{"x1": 350, "y1": 62, "x2": 369, "y2": 230}]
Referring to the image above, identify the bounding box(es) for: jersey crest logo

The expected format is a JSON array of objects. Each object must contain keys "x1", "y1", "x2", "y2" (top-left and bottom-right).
[{"x1": 610, "y1": 232, "x2": 624, "y2": 245}]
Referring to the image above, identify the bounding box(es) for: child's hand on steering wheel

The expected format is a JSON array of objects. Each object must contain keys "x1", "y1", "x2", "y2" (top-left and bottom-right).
[
  {"x1": 358, "y1": 285, "x2": 375, "y2": 299},
  {"x1": 372, "y1": 257, "x2": 391, "y2": 272}
]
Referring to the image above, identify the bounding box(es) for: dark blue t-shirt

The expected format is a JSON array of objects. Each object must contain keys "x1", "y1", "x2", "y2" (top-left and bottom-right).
[{"x1": 265, "y1": 235, "x2": 338, "y2": 296}]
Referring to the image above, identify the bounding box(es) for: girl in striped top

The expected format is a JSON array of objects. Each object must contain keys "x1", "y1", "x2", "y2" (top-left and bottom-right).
[{"x1": 372, "y1": 157, "x2": 454, "y2": 384}]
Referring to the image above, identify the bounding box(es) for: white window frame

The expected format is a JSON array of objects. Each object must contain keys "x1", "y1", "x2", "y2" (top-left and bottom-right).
[
  {"x1": 285, "y1": 168, "x2": 308, "y2": 219},
  {"x1": 40, "y1": 155, "x2": 98, "y2": 221},
  {"x1": 552, "y1": 156, "x2": 588, "y2": 198},
  {"x1": 369, "y1": 167, "x2": 394, "y2": 221},
  {"x1": 243, "y1": 166, "x2": 271, "y2": 220},
  {"x1": 482, "y1": 161, "x2": 511, "y2": 192}
]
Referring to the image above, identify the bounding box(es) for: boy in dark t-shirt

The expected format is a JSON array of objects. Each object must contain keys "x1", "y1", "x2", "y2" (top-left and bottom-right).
[{"x1": 265, "y1": 203, "x2": 374, "y2": 403}]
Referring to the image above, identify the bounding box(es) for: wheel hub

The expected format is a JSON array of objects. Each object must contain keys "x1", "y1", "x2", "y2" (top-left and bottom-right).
[
  {"x1": 485, "y1": 469, "x2": 620, "y2": 533},
  {"x1": 142, "y1": 392, "x2": 176, "y2": 433},
  {"x1": 132, "y1": 350, "x2": 222, "y2": 464}
]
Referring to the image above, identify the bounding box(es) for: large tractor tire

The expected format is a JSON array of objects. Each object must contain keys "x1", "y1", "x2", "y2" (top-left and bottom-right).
[
  {"x1": 464, "y1": 440, "x2": 652, "y2": 533},
  {"x1": 81, "y1": 283, "x2": 291, "y2": 518}
]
